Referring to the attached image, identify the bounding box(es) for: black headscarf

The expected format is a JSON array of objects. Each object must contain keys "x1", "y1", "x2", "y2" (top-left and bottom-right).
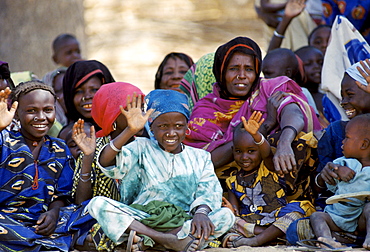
[
  {"x1": 213, "y1": 36, "x2": 262, "y2": 99},
  {"x1": 63, "y1": 60, "x2": 115, "y2": 123}
]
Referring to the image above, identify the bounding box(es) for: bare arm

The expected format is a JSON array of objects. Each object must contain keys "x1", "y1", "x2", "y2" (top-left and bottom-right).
[
  {"x1": 99, "y1": 93, "x2": 154, "y2": 167},
  {"x1": 267, "y1": 0, "x2": 306, "y2": 52},
  {"x1": 210, "y1": 142, "x2": 234, "y2": 169},
  {"x1": 273, "y1": 103, "x2": 304, "y2": 175}
]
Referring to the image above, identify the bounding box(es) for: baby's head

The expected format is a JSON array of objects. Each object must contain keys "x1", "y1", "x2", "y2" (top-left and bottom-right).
[
  {"x1": 58, "y1": 121, "x2": 92, "y2": 159},
  {"x1": 52, "y1": 33, "x2": 82, "y2": 67},
  {"x1": 262, "y1": 48, "x2": 299, "y2": 82},
  {"x1": 342, "y1": 114, "x2": 370, "y2": 161},
  {"x1": 232, "y1": 122, "x2": 262, "y2": 173},
  {"x1": 295, "y1": 46, "x2": 323, "y2": 86},
  {"x1": 147, "y1": 89, "x2": 190, "y2": 154}
]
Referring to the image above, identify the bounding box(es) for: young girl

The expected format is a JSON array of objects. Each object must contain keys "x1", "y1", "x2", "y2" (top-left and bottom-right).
[
  {"x1": 312, "y1": 114, "x2": 370, "y2": 250},
  {"x1": 83, "y1": 89, "x2": 234, "y2": 251},
  {"x1": 223, "y1": 111, "x2": 315, "y2": 248},
  {"x1": 0, "y1": 82, "x2": 94, "y2": 251}
]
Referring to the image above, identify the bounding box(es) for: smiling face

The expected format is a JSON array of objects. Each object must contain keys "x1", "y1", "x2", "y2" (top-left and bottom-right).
[
  {"x1": 299, "y1": 48, "x2": 323, "y2": 85},
  {"x1": 151, "y1": 112, "x2": 187, "y2": 154},
  {"x1": 225, "y1": 52, "x2": 256, "y2": 98},
  {"x1": 73, "y1": 76, "x2": 102, "y2": 119},
  {"x1": 232, "y1": 130, "x2": 262, "y2": 172},
  {"x1": 17, "y1": 89, "x2": 56, "y2": 141},
  {"x1": 159, "y1": 57, "x2": 190, "y2": 90},
  {"x1": 340, "y1": 74, "x2": 370, "y2": 119}
]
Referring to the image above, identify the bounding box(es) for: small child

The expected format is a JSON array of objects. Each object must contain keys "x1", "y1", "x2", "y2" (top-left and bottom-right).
[
  {"x1": 223, "y1": 111, "x2": 315, "y2": 247},
  {"x1": 311, "y1": 113, "x2": 370, "y2": 250},
  {"x1": 52, "y1": 33, "x2": 82, "y2": 68}
]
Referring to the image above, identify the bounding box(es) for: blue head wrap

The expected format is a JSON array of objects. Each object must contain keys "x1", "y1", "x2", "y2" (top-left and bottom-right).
[
  {"x1": 346, "y1": 61, "x2": 369, "y2": 86},
  {"x1": 146, "y1": 89, "x2": 190, "y2": 125}
]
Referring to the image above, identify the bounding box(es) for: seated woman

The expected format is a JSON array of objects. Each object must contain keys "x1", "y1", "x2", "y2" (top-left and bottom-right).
[
  {"x1": 184, "y1": 36, "x2": 321, "y2": 200},
  {"x1": 0, "y1": 82, "x2": 94, "y2": 251},
  {"x1": 83, "y1": 89, "x2": 234, "y2": 251}
]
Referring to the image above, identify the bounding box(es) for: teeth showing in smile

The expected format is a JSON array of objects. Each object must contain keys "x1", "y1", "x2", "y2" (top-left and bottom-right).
[
  {"x1": 166, "y1": 139, "x2": 176, "y2": 143},
  {"x1": 345, "y1": 109, "x2": 356, "y2": 117},
  {"x1": 83, "y1": 104, "x2": 92, "y2": 109},
  {"x1": 33, "y1": 125, "x2": 46, "y2": 128},
  {"x1": 236, "y1": 84, "x2": 247, "y2": 87}
]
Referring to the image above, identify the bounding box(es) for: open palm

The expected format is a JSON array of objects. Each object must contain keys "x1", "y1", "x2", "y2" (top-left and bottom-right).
[
  {"x1": 72, "y1": 119, "x2": 96, "y2": 156},
  {"x1": 242, "y1": 111, "x2": 265, "y2": 135},
  {"x1": 0, "y1": 88, "x2": 17, "y2": 130}
]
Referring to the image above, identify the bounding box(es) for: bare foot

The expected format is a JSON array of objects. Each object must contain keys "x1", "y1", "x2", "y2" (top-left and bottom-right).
[
  {"x1": 227, "y1": 236, "x2": 259, "y2": 247},
  {"x1": 363, "y1": 236, "x2": 370, "y2": 250},
  {"x1": 317, "y1": 236, "x2": 343, "y2": 248},
  {"x1": 131, "y1": 234, "x2": 149, "y2": 252}
]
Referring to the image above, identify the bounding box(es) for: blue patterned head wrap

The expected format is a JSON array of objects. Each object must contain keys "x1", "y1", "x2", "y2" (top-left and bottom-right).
[
  {"x1": 146, "y1": 89, "x2": 190, "y2": 125},
  {"x1": 346, "y1": 61, "x2": 368, "y2": 86}
]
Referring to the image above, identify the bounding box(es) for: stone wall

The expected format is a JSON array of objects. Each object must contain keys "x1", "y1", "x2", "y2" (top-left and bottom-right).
[{"x1": 0, "y1": 0, "x2": 265, "y2": 93}]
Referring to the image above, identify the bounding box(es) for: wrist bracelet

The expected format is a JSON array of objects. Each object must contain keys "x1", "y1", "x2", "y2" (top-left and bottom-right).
[
  {"x1": 315, "y1": 173, "x2": 326, "y2": 189},
  {"x1": 80, "y1": 175, "x2": 91, "y2": 183},
  {"x1": 80, "y1": 172, "x2": 91, "y2": 177},
  {"x1": 273, "y1": 30, "x2": 285, "y2": 39},
  {"x1": 109, "y1": 141, "x2": 120, "y2": 152},
  {"x1": 254, "y1": 133, "x2": 265, "y2": 146},
  {"x1": 195, "y1": 207, "x2": 210, "y2": 216},
  {"x1": 281, "y1": 125, "x2": 298, "y2": 138}
]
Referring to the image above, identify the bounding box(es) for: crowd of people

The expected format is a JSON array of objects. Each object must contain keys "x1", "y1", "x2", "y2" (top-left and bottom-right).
[{"x1": 1, "y1": 0, "x2": 370, "y2": 251}]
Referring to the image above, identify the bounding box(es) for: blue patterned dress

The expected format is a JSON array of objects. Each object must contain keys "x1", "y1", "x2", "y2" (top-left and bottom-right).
[
  {"x1": 0, "y1": 129, "x2": 95, "y2": 252},
  {"x1": 87, "y1": 137, "x2": 235, "y2": 246}
]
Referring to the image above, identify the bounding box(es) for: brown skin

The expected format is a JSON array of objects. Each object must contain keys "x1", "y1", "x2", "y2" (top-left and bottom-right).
[{"x1": 159, "y1": 57, "x2": 190, "y2": 91}]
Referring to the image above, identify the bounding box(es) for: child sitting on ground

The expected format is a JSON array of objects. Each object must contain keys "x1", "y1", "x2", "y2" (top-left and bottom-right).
[
  {"x1": 311, "y1": 113, "x2": 370, "y2": 250},
  {"x1": 222, "y1": 111, "x2": 315, "y2": 248}
]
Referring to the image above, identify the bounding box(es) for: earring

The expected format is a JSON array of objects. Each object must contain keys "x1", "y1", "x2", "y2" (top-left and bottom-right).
[
  {"x1": 237, "y1": 75, "x2": 240, "y2": 80},
  {"x1": 112, "y1": 122, "x2": 117, "y2": 131},
  {"x1": 33, "y1": 117, "x2": 38, "y2": 121}
]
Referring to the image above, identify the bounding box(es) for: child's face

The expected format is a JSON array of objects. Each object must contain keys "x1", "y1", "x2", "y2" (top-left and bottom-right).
[
  {"x1": 300, "y1": 48, "x2": 323, "y2": 85},
  {"x1": 53, "y1": 73, "x2": 67, "y2": 113},
  {"x1": 233, "y1": 132, "x2": 262, "y2": 173},
  {"x1": 342, "y1": 122, "x2": 362, "y2": 159},
  {"x1": 341, "y1": 74, "x2": 370, "y2": 119},
  {"x1": 73, "y1": 76, "x2": 102, "y2": 119},
  {"x1": 53, "y1": 38, "x2": 81, "y2": 67},
  {"x1": 309, "y1": 27, "x2": 331, "y2": 56},
  {"x1": 17, "y1": 90, "x2": 55, "y2": 140},
  {"x1": 159, "y1": 57, "x2": 190, "y2": 90},
  {"x1": 151, "y1": 112, "x2": 187, "y2": 154}
]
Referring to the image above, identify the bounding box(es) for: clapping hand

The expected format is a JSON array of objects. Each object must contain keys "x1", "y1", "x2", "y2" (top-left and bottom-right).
[
  {"x1": 72, "y1": 119, "x2": 96, "y2": 156},
  {"x1": 120, "y1": 92, "x2": 154, "y2": 134},
  {"x1": 0, "y1": 87, "x2": 17, "y2": 130}
]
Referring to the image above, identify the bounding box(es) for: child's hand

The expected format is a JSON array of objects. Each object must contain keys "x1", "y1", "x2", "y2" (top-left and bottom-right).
[
  {"x1": 0, "y1": 87, "x2": 17, "y2": 130},
  {"x1": 355, "y1": 59, "x2": 370, "y2": 93},
  {"x1": 120, "y1": 92, "x2": 154, "y2": 134},
  {"x1": 336, "y1": 165, "x2": 355, "y2": 182},
  {"x1": 222, "y1": 197, "x2": 238, "y2": 215},
  {"x1": 72, "y1": 119, "x2": 96, "y2": 156},
  {"x1": 35, "y1": 208, "x2": 58, "y2": 236},
  {"x1": 284, "y1": 0, "x2": 305, "y2": 19},
  {"x1": 241, "y1": 111, "x2": 265, "y2": 136}
]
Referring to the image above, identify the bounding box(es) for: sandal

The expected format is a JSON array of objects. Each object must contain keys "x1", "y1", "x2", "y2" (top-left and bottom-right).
[
  {"x1": 294, "y1": 239, "x2": 353, "y2": 251},
  {"x1": 221, "y1": 232, "x2": 244, "y2": 248},
  {"x1": 126, "y1": 230, "x2": 146, "y2": 252},
  {"x1": 326, "y1": 191, "x2": 370, "y2": 204},
  {"x1": 183, "y1": 234, "x2": 205, "y2": 252}
]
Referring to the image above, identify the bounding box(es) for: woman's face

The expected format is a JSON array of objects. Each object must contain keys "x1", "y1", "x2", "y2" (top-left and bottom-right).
[
  {"x1": 151, "y1": 112, "x2": 187, "y2": 154},
  {"x1": 73, "y1": 76, "x2": 102, "y2": 119},
  {"x1": 225, "y1": 52, "x2": 256, "y2": 97},
  {"x1": 17, "y1": 90, "x2": 56, "y2": 141},
  {"x1": 341, "y1": 74, "x2": 370, "y2": 119},
  {"x1": 159, "y1": 57, "x2": 189, "y2": 90}
]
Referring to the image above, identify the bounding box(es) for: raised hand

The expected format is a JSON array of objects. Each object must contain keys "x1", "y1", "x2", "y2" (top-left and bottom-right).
[
  {"x1": 120, "y1": 92, "x2": 154, "y2": 134},
  {"x1": 284, "y1": 0, "x2": 305, "y2": 19},
  {"x1": 241, "y1": 111, "x2": 265, "y2": 136},
  {"x1": 355, "y1": 59, "x2": 370, "y2": 93},
  {"x1": 72, "y1": 119, "x2": 96, "y2": 156},
  {"x1": 0, "y1": 87, "x2": 18, "y2": 130}
]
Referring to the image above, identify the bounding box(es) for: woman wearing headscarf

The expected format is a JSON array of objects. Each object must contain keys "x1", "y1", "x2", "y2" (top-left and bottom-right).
[
  {"x1": 63, "y1": 60, "x2": 115, "y2": 127},
  {"x1": 71, "y1": 82, "x2": 145, "y2": 251},
  {"x1": 184, "y1": 36, "x2": 321, "y2": 200}
]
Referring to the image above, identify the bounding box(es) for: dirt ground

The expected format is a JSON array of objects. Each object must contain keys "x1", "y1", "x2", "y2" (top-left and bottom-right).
[{"x1": 203, "y1": 245, "x2": 367, "y2": 252}]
